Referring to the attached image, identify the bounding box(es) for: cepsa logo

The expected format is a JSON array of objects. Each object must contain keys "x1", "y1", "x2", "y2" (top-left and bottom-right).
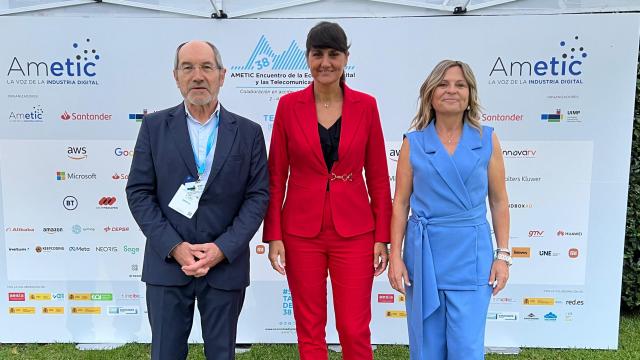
[
  {"x1": 114, "y1": 147, "x2": 134, "y2": 157},
  {"x1": 104, "y1": 226, "x2": 129, "y2": 232},
  {"x1": 67, "y1": 146, "x2": 87, "y2": 160},
  {"x1": 6, "y1": 38, "x2": 101, "y2": 86}
]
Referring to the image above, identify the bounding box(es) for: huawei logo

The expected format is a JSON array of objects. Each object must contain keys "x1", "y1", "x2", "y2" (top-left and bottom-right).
[{"x1": 60, "y1": 111, "x2": 71, "y2": 120}]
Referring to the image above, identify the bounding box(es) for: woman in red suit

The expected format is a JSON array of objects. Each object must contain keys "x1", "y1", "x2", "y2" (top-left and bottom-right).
[{"x1": 263, "y1": 22, "x2": 392, "y2": 360}]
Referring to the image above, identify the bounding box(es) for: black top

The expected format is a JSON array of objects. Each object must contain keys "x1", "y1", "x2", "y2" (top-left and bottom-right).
[{"x1": 318, "y1": 117, "x2": 342, "y2": 172}]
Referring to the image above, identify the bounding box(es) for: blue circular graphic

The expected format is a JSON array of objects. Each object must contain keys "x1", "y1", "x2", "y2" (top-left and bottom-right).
[
  {"x1": 73, "y1": 43, "x2": 78, "y2": 48},
  {"x1": 95, "y1": 55, "x2": 100, "y2": 60},
  {"x1": 560, "y1": 41, "x2": 565, "y2": 46}
]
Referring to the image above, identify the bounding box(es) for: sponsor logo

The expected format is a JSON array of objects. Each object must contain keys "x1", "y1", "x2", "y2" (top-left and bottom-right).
[
  {"x1": 255, "y1": 245, "x2": 265, "y2": 254},
  {"x1": 565, "y1": 299, "x2": 584, "y2": 306},
  {"x1": 488, "y1": 36, "x2": 587, "y2": 86},
  {"x1": 96, "y1": 246, "x2": 118, "y2": 253},
  {"x1": 538, "y1": 250, "x2": 559, "y2": 257},
  {"x1": 91, "y1": 293, "x2": 113, "y2": 301},
  {"x1": 114, "y1": 147, "x2": 134, "y2": 157},
  {"x1": 481, "y1": 113, "x2": 524, "y2": 122},
  {"x1": 388, "y1": 147, "x2": 401, "y2": 163},
  {"x1": 63, "y1": 196, "x2": 78, "y2": 210},
  {"x1": 111, "y1": 172, "x2": 129, "y2": 180},
  {"x1": 557, "y1": 230, "x2": 583, "y2": 237},
  {"x1": 491, "y1": 297, "x2": 516, "y2": 304},
  {"x1": 398, "y1": 294, "x2": 405, "y2": 303},
  {"x1": 35, "y1": 246, "x2": 65, "y2": 253},
  {"x1": 67, "y1": 146, "x2": 87, "y2": 160},
  {"x1": 540, "y1": 109, "x2": 564, "y2": 122},
  {"x1": 43, "y1": 227, "x2": 63, "y2": 234},
  {"x1": 523, "y1": 297, "x2": 555, "y2": 306},
  {"x1": 71, "y1": 307, "x2": 101, "y2": 314},
  {"x1": 123, "y1": 245, "x2": 140, "y2": 255},
  {"x1": 377, "y1": 294, "x2": 395, "y2": 303},
  {"x1": 60, "y1": 111, "x2": 112, "y2": 121},
  {"x1": 568, "y1": 248, "x2": 579, "y2": 258},
  {"x1": 108, "y1": 306, "x2": 139, "y2": 315},
  {"x1": 104, "y1": 226, "x2": 129, "y2": 232},
  {"x1": 512, "y1": 247, "x2": 531, "y2": 258},
  {"x1": 68, "y1": 246, "x2": 90, "y2": 252},
  {"x1": 8, "y1": 292, "x2": 25, "y2": 301},
  {"x1": 9, "y1": 105, "x2": 44, "y2": 123},
  {"x1": 5, "y1": 226, "x2": 34, "y2": 233},
  {"x1": 68, "y1": 293, "x2": 91, "y2": 300},
  {"x1": 55, "y1": 170, "x2": 97, "y2": 181},
  {"x1": 528, "y1": 230, "x2": 544, "y2": 238},
  {"x1": 97, "y1": 196, "x2": 118, "y2": 209},
  {"x1": 42, "y1": 307, "x2": 64, "y2": 314},
  {"x1": 9, "y1": 307, "x2": 36, "y2": 314},
  {"x1": 523, "y1": 313, "x2": 540, "y2": 320},
  {"x1": 128, "y1": 109, "x2": 156, "y2": 122},
  {"x1": 29, "y1": 293, "x2": 52, "y2": 301},
  {"x1": 509, "y1": 203, "x2": 534, "y2": 209},
  {"x1": 385, "y1": 310, "x2": 406, "y2": 318},
  {"x1": 119, "y1": 292, "x2": 143, "y2": 300},
  {"x1": 7, "y1": 39, "x2": 101, "y2": 86},
  {"x1": 487, "y1": 312, "x2": 518, "y2": 321},
  {"x1": 502, "y1": 149, "x2": 537, "y2": 158},
  {"x1": 544, "y1": 312, "x2": 558, "y2": 321},
  {"x1": 505, "y1": 175, "x2": 542, "y2": 182},
  {"x1": 8, "y1": 247, "x2": 29, "y2": 252},
  {"x1": 52, "y1": 293, "x2": 65, "y2": 300},
  {"x1": 71, "y1": 225, "x2": 95, "y2": 234}
]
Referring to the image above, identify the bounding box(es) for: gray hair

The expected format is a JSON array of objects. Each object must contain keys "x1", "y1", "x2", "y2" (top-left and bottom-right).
[{"x1": 174, "y1": 41, "x2": 224, "y2": 70}]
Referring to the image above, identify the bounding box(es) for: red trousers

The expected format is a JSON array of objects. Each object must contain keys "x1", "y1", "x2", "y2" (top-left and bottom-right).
[{"x1": 284, "y1": 193, "x2": 374, "y2": 360}]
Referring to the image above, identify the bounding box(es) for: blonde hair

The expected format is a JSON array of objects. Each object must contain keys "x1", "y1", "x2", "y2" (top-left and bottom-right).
[{"x1": 410, "y1": 60, "x2": 482, "y2": 132}]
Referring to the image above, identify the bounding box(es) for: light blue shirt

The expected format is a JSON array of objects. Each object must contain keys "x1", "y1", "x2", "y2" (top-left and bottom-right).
[{"x1": 185, "y1": 102, "x2": 220, "y2": 185}]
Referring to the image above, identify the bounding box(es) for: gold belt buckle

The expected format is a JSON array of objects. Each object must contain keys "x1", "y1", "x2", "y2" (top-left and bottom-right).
[{"x1": 330, "y1": 172, "x2": 353, "y2": 182}]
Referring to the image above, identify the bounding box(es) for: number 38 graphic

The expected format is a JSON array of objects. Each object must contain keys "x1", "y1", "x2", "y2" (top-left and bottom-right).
[{"x1": 255, "y1": 57, "x2": 270, "y2": 70}]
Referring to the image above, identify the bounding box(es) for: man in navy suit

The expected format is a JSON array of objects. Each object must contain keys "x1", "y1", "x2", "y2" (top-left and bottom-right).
[{"x1": 126, "y1": 40, "x2": 269, "y2": 360}]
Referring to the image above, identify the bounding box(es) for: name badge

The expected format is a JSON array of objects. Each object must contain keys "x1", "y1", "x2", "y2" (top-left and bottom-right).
[{"x1": 168, "y1": 181, "x2": 205, "y2": 219}]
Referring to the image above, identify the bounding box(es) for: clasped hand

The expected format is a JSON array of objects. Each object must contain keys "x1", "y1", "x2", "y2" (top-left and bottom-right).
[{"x1": 171, "y1": 242, "x2": 225, "y2": 277}]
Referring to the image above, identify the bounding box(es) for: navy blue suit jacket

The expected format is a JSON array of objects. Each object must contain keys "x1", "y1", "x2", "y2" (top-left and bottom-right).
[{"x1": 126, "y1": 103, "x2": 269, "y2": 290}]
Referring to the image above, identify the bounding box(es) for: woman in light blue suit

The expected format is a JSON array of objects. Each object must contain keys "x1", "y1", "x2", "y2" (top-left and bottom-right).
[{"x1": 388, "y1": 60, "x2": 511, "y2": 360}]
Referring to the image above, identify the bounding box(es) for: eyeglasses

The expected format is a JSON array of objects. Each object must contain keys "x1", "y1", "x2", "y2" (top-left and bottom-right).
[{"x1": 177, "y1": 63, "x2": 220, "y2": 74}]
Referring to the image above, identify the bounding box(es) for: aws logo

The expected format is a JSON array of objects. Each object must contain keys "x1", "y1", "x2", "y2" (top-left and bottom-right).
[{"x1": 67, "y1": 146, "x2": 87, "y2": 160}]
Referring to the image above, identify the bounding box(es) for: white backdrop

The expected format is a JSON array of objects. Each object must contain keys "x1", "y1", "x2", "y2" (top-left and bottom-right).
[{"x1": 0, "y1": 14, "x2": 638, "y2": 349}]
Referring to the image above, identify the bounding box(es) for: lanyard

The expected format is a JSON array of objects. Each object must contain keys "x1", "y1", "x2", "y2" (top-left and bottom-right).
[{"x1": 192, "y1": 118, "x2": 219, "y2": 177}]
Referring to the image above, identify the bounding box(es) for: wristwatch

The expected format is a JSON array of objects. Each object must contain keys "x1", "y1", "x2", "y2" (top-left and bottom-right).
[{"x1": 496, "y1": 252, "x2": 512, "y2": 266}]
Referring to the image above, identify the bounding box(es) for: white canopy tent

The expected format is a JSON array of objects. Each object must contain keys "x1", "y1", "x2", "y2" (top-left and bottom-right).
[{"x1": 0, "y1": 0, "x2": 639, "y2": 18}]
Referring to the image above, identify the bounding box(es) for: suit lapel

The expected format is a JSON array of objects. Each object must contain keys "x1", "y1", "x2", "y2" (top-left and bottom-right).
[
  {"x1": 424, "y1": 121, "x2": 472, "y2": 209},
  {"x1": 453, "y1": 122, "x2": 482, "y2": 184},
  {"x1": 337, "y1": 84, "x2": 363, "y2": 163},
  {"x1": 295, "y1": 84, "x2": 326, "y2": 169},
  {"x1": 167, "y1": 103, "x2": 198, "y2": 178},
  {"x1": 205, "y1": 106, "x2": 238, "y2": 192}
]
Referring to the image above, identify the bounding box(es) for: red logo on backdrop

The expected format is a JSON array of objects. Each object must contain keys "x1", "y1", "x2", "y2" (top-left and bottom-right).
[
  {"x1": 377, "y1": 294, "x2": 394, "y2": 303},
  {"x1": 8, "y1": 292, "x2": 25, "y2": 301},
  {"x1": 256, "y1": 245, "x2": 265, "y2": 254},
  {"x1": 60, "y1": 111, "x2": 71, "y2": 120},
  {"x1": 568, "y1": 248, "x2": 579, "y2": 258},
  {"x1": 99, "y1": 197, "x2": 117, "y2": 206}
]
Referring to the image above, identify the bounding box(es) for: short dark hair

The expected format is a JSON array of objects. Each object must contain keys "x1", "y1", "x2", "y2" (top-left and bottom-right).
[{"x1": 305, "y1": 21, "x2": 350, "y2": 55}]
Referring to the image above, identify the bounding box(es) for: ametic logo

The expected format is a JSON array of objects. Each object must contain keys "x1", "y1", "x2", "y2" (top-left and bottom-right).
[
  {"x1": 489, "y1": 35, "x2": 587, "y2": 86},
  {"x1": 6, "y1": 38, "x2": 101, "y2": 86}
]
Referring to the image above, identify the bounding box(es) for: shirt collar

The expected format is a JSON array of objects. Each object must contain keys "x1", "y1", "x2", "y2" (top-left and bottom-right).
[{"x1": 184, "y1": 101, "x2": 221, "y2": 126}]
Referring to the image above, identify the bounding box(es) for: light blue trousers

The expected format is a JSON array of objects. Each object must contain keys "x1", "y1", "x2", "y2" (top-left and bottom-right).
[{"x1": 409, "y1": 285, "x2": 492, "y2": 360}]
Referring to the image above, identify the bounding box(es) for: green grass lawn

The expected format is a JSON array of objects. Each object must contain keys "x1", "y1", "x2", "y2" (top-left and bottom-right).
[{"x1": 1, "y1": 313, "x2": 638, "y2": 359}]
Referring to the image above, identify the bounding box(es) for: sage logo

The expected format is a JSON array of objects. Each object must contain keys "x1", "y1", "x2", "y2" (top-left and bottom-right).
[
  {"x1": 489, "y1": 35, "x2": 587, "y2": 85},
  {"x1": 7, "y1": 38, "x2": 101, "y2": 85},
  {"x1": 9, "y1": 105, "x2": 44, "y2": 123},
  {"x1": 123, "y1": 245, "x2": 140, "y2": 255},
  {"x1": 67, "y1": 146, "x2": 87, "y2": 160}
]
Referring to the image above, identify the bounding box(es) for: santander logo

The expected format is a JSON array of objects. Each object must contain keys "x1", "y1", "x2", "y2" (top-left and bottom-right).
[{"x1": 61, "y1": 111, "x2": 71, "y2": 120}]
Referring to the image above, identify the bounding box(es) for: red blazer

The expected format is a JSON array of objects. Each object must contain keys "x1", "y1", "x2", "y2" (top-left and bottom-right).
[{"x1": 263, "y1": 83, "x2": 391, "y2": 243}]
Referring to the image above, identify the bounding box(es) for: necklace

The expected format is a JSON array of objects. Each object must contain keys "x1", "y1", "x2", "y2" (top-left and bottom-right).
[
  {"x1": 323, "y1": 103, "x2": 329, "y2": 108},
  {"x1": 436, "y1": 127, "x2": 461, "y2": 145}
]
